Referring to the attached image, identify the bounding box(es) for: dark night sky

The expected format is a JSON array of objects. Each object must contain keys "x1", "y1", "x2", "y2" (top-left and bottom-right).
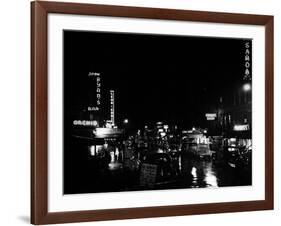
[{"x1": 64, "y1": 30, "x2": 251, "y2": 130}]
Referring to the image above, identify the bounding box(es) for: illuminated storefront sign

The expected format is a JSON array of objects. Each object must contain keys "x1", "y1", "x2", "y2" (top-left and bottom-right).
[
  {"x1": 73, "y1": 120, "x2": 98, "y2": 127},
  {"x1": 93, "y1": 127, "x2": 123, "y2": 138},
  {"x1": 110, "y1": 90, "x2": 115, "y2": 125},
  {"x1": 96, "y1": 74, "x2": 101, "y2": 107},
  {"x1": 243, "y1": 42, "x2": 251, "y2": 81},
  {"x1": 205, "y1": 113, "x2": 217, "y2": 120},
  {"x1": 87, "y1": 106, "x2": 99, "y2": 111},
  {"x1": 88, "y1": 72, "x2": 101, "y2": 111},
  {"x1": 233, "y1": 124, "x2": 250, "y2": 131}
]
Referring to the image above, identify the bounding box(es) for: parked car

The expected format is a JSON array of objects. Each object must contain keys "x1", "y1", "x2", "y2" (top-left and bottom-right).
[{"x1": 225, "y1": 146, "x2": 252, "y2": 170}]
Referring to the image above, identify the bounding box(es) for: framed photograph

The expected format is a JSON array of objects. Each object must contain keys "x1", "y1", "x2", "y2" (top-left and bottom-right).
[{"x1": 31, "y1": 1, "x2": 274, "y2": 224}]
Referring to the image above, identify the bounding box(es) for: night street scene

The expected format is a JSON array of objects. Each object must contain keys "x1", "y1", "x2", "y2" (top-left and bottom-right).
[{"x1": 63, "y1": 30, "x2": 252, "y2": 194}]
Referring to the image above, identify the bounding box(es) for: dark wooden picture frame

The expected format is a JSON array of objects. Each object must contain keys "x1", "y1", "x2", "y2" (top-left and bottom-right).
[{"x1": 31, "y1": 1, "x2": 274, "y2": 224}]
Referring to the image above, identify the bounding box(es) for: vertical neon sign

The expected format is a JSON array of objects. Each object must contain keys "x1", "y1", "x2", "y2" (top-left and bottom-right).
[{"x1": 110, "y1": 90, "x2": 115, "y2": 125}]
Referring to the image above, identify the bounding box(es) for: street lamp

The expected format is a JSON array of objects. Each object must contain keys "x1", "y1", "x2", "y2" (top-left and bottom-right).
[
  {"x1": 243, "y1": 83, "x2": 251, "y2": 92},
  {"x1": 123, "y1": 119, "x2": 129, "y2": 137}
]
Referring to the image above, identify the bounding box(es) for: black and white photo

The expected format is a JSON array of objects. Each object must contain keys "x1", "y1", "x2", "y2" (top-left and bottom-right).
[{"x1": 63, "y1": 30, "x2": 253, "y2": 194}]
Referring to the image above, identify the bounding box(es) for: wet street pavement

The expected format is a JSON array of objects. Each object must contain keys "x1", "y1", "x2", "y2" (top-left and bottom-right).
[
  {"x1": 65, "y1": 151, "x2": 251, "y2": 194},
  {"x1": 178, "y1": 154, "x2": 251, "y2": 189},
  {"x1": 64, "y1": 135, "x2": 252, "y2": 194}
]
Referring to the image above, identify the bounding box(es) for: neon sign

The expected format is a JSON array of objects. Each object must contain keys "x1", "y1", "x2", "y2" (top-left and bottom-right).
[
  {"x1": 110, "y1": 90, "x2": 115, "y2": 125},
  {"x1": 88, "y1": 72, "x2": 101, "y2": 110},
  {"x1": 73, "y1": 120, "x2": 98, "y2": 127},
  {"x1": 233, "y1": 124, "x2": 250, "y2": 131},
  {"x1": 243, "y1": 42, "x2": 251, "y2": 81},
  {"x1": 205, "y1": 113, "x2": 217, "y2": 120}
]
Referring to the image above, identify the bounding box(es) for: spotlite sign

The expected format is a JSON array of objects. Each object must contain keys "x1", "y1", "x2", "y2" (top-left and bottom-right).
[{"x1": 205, "y1": 113, "x2": 217, "y2": 120}]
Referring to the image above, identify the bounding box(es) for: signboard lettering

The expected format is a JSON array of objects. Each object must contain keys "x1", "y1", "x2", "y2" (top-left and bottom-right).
[
  {"x1": 233, "y1": 124, "x2": 250, "y2": 131},
  {"x1": 139, "y1": 163, "x2": 157, "y2": 188},
  {"x1": 243, "y1": 42, "x2": 251, "y2": 81},
  {"x1": 205, "y1": 113, "x2": 217, "y2": 120}
]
